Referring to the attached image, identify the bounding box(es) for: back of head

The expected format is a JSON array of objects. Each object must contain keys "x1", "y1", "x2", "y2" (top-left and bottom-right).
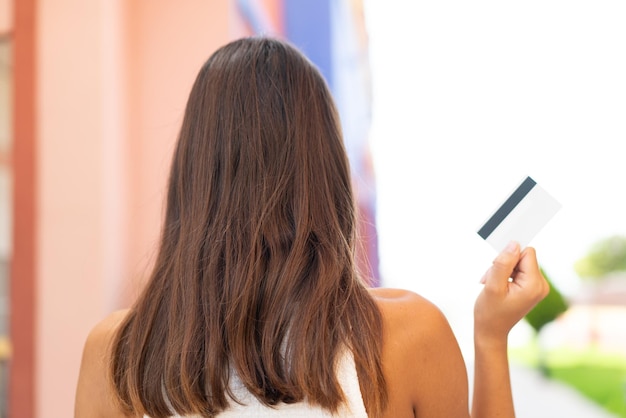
[
  {"x1": 111, "y1": 37, "x2": 386, "y2": 418},
  {"x1": 170, "y1": 37, "x2": 356, "y2": 296}
]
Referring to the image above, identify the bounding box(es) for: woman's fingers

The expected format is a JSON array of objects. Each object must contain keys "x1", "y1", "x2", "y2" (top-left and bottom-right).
[
  {"x1": 475, "y1": 242, "x2": 549, "y2": 342},
  {"x1": 512, "y1": 247, "x2": 549, "y2": 301}
]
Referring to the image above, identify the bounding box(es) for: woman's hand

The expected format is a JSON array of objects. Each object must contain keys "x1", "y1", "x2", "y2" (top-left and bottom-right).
[
  {"x1": 474, "y1": 241, "x2": 549, "y2": 347},
  {"x1": 471, "y1": 241, "x2": 550, "y2": 418}
]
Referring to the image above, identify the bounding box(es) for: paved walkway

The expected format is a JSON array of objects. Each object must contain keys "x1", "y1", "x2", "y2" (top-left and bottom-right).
[{"x1": 468, "y1": 364, "x2": 619, "y2": 418}]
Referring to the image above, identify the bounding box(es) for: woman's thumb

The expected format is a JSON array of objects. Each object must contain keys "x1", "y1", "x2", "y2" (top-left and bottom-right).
[{"x1": 480, "y1": 241, "x2": 520, "y2": 285}]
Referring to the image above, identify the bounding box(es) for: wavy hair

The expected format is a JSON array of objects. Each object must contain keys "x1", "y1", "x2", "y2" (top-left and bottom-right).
[{"x1": 110, "y1": 37, "x2": 387, "y2": 417}]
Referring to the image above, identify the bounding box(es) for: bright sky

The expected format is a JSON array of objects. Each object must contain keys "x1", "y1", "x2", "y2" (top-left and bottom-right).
[{"x1": 363, "y1": 0, "x2": 626, "y2": 352}]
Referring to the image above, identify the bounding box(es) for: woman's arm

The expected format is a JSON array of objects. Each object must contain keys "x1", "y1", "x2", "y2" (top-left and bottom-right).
[
  {"x1": 472, "y1": 333, "x2": 514, "y2": 417},
  {"x1": 472, "y1": 242, "x2": 549, "y2": 418}
]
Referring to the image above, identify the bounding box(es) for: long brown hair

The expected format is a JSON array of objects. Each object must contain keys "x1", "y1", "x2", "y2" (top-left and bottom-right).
[{"x1": 110, "y1": 37, "x2": 387, "y2": 417}]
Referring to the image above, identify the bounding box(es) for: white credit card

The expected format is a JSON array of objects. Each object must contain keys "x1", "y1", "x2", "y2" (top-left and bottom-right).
[{"x1": 477, "y1": 176, "x2": 561, "y2": 252}]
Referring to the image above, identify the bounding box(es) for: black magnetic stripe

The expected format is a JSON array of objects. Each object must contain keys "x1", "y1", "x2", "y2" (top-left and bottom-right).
[{"x1": 477, "y1": 176, "x2": 537, "y2": 239}]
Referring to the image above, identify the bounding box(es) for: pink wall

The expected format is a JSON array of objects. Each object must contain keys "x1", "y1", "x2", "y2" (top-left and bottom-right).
[
  {"x1": 32, "y1": 1, "x2": 232, "y2": 416},
  {"x1": 124, "y1": 0, "x2": 231, "y2": 302},
  {"x1": 0, "y1": 0, "x2": 11, "y2": 35},
  {"x1": 37, "y1": 1, "x2": 112, "y2": 414}
]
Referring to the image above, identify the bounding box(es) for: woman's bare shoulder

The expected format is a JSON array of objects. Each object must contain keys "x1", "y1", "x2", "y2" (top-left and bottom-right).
[
  {"x1": 368, "y1": 288, "x2": 447, "y2": 331},
  {"x1": 75, "y1": 309, "x2": 133, "y2": 418},
  {"x1": 91, "y1": 309, "x2": 130, "y2": 338},
  {"x1": 368, "y1": 288, "x2": 469, "y2": 417},
  {"x1": 82, "y1": 309, "x2": 130, "y2": 361},
  {"x1": 368, "y1": 287, "x2": 460, "y2": 362}
]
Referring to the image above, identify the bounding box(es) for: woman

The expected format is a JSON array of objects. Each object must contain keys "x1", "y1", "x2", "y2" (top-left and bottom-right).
[{"x1": 75, "y1": 37, "x2": 548, "y2": 418}]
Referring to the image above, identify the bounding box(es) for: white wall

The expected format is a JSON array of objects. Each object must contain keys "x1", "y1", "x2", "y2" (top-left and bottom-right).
[{"x1": 364, "y1": 0, "x2": 626, "y2": 353}]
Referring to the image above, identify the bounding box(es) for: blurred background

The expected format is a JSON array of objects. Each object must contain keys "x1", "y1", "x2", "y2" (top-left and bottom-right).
[{"x1": 1, "y1": 0, "x2": 625, "y2": 417}]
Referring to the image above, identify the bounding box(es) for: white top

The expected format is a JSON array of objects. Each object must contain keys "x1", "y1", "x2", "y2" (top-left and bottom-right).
[{"x1": 146, "y1": 350, "x2": 368, "y2": 417}]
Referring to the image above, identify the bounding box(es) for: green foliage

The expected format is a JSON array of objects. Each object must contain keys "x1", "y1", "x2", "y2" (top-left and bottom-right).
[
  {"x1": 575, "y1": 235, "x2": 626, "y2": 281},
  {"x1": 510, "y1": 346, "x2": 626, "y2": 417},
  {"x1": 524, "y1": 268, "x2": 569, "y2": 333},
  {"x1": 551, "y1": 362, "x2": 626, "y2": 417}
]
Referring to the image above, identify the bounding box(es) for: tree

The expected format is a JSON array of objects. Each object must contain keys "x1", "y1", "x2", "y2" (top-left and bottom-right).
[
  {"x1": 525, "y1": 267, "x2": 569, "y2": 333},
  {"x1": 524, "y1": 267, "x2": 569, "y2": 376},
  {"x1": 574, "y1": 235, "x2": 626, "y2": 280}
]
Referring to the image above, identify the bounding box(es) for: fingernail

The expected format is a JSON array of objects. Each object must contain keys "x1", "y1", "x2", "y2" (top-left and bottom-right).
[{"x1": 505, "y1": 241, "x2": 519, "y2": 253}]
